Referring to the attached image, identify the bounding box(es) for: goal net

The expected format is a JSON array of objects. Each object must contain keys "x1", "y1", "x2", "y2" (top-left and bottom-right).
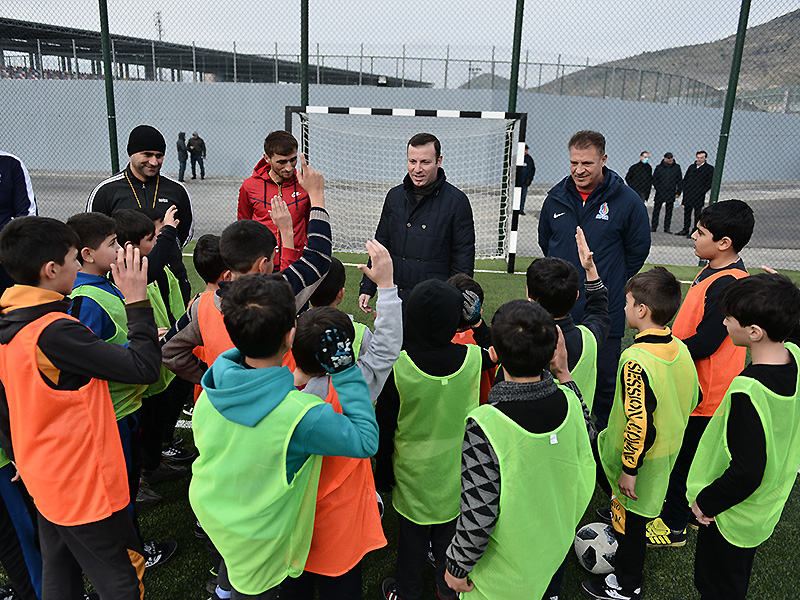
[{"x1": 286, "y1": 107, "x2": 526, "y2": 265}]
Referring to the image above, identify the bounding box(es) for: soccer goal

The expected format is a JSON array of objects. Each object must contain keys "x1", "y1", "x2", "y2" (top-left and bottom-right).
[{"x1": 285, "y1": 106, "x2": 527, "y2": 273}]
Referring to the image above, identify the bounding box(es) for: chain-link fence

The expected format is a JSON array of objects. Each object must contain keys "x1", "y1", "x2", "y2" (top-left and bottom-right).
[{"x1": 1, "y1": 1, "x2": 798, "y2": 270}]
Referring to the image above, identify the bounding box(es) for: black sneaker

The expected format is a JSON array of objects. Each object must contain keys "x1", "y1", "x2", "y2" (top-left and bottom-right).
[
  {"x1": 581, "y1": 574, "x2": 641, "y2": 599},
  {"x1": 206, "y1": 569, "x2": 219, "y2": 594},
  {"x1": 194, "y1": 519, "x2": 208, "y2": 539},
  {"x1": 141, "y1": 461, "x2": 188, "y2": 485},
  {"x1": 382, "y1": 578, "x2": 400, "y2": 600},
  {"x1": 161, "y1": 441, "x2": 197, "y2": 463},
  {"x1": 596, "y1": 507, "x2": 612, "y2": 524},
  {"x1": 143, "y1": 539, "x2": 178, "y2": 569},
  {"x1": 135, "y1": 480, "x2": 162, "y2": 508},
  {"x1": 426, "y1": 540, "x2": 436, "y2": 568}
]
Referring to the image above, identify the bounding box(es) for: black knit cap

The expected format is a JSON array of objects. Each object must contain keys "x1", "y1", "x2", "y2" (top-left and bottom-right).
[{"x1": 127, "y1": 125, "x2": 166, "y2": 156}]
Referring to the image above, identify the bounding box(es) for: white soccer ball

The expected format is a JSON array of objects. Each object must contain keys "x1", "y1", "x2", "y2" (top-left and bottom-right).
[{"x1": 574, "y1": 522, "x2": 618, "y2": 574}]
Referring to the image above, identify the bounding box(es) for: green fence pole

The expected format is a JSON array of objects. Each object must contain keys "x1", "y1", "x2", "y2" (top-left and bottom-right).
[
  {"x1": 98, "y1": 0, "x2": 119, "y2": 172},
  {"x1": 301, "y1": 0, "x2": 309, "y2": 107},
  {"x1": 508, "y1": 0, "x2": 525, "y2": 112},
  {"x1": 710, "y1": 0, "x2": 751, "y2": 204}
]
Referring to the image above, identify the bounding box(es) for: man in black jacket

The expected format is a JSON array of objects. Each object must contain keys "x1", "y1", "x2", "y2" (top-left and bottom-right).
[
  {"x1": 86, "y1": 125, "x2": 194, "y2": 303},
  {"x1": 651, "y1": 152, "x2": 682, "y2": 233},
  {"x1": 358, "y1": 133, "x2": 475, "y2": 309},
  {"x1": 625, "y1": 151, "x2": 652, "y2": 203},
  {"x1": 676, "y1": 151, "x2": 714, "y2": 237}
]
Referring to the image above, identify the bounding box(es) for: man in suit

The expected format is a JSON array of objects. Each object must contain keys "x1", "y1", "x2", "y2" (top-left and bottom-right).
[{"x1": 675, "y1": 151, "x2": 714, "y2": 237}]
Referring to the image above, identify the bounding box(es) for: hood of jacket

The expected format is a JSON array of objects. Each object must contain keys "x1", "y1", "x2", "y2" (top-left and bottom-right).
[
  {"x1": 201, "y1": 348, "x2": 297, "y2": 427},
  {"x1": 0, "y1": 285, "x2": 71, "y2": 344},
  {"x1": 403, "y1": 279, "x2": 462, "y2": 352}
]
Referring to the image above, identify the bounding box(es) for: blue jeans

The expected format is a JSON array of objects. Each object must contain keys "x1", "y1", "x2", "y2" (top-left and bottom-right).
[
  {"x1": 520, "y1": 185, "x2": 529, "y2": 213},
  {"x1": 178, "y1": 158, "x2": 186, "y2": 181},
  {"x1": 191, "y1": 155, "x2": 205, "y2": 178}
]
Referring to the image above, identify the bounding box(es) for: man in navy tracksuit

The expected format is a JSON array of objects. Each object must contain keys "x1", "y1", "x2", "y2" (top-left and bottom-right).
[{"x1": 538, "y1": 131, "x2": 650, "y2": 430}]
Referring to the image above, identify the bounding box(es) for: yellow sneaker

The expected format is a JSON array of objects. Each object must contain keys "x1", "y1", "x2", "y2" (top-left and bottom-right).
[{"x1": 646, "y1": 517, "x2": 687, "y2": 547}]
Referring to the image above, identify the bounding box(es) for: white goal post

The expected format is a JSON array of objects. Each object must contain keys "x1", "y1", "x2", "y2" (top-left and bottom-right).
[{"x1": 285, "y1": 106, "x2": 528, "y2": 273}]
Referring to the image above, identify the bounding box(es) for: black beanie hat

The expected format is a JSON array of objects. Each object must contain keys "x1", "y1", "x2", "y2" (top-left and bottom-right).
[{"x1": 127, "y1": 125, "x2": 166, "y2": 156}]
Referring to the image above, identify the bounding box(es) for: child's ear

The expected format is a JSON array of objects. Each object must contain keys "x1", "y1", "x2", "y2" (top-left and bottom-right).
[
  {"x1": 39, "y1": 260, "x2": 58, "y2": 281},
  {"x1": 220, "y1": 269, "x2": 232, "y2": 282},
  {"x1": 749, "y1": 324, "x2": 765, "y2": 343},
  {"x1": 488, "y1": 346, "x2": 499, "y2": 364},
  {"x1": 81, "y1": 247, "x2": 94, "y2": 264},
  {"x1": 336, "y1": 287, "x2": 345, "y2": 303},
  {"x1": 717, "y1": 236, "x2": 733, "y2": 251},
  {"x1": 284, "y1": 326, "x2": 296, "y2": 349}
]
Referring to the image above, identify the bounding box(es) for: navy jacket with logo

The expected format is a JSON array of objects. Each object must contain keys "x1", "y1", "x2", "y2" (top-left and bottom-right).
[{"x1": 538, "y1": 167, "x2": 650, "y2": 338}]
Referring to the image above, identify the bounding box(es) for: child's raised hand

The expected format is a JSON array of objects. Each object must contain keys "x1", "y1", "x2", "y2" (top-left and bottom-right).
[
  {"x1": 269, "y1": 199, "x2": 294, "y2": 249},
  {"x1": 575, "y1": 227, "x2": 598, "y2": 276},
  {"x1": 162, "y1": 205, "x2": 180, "y2": 230},
  {"x1": 357, "y1": 239, "x2": 394, "y2": 289},
  {"x1": 549, "y1": 325, "x2": 571, "y2": 383},
  {"x1": 111, "y1": 243, "x2": 148, "y2": 304},
  {"x1": 461, "y1": 290, "x2": 482, "y2": 327},
  {"x1": 314, "y1": 328, "x2": 355, "y2": 374},
  {"x1": 296, "y1": 153, "x2": 325, "y2": 207}
]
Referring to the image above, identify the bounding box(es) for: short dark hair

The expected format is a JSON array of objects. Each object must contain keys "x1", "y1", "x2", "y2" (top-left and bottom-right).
[
  {"x1": 446, "y1": 273, "x2": 484, "y2": 329},
  {"x1": 310, "y1": 257, "x2": 346, "y2": 307},
  {"x1": 640, "y1": 151, "x2": 648, "y2": 156},
  {"x1": 491, "y1": 299, "x2": 557, "y2": 377},
  {"x1": 221, "y1": 274, "x2": 296, "y2": 358},
  {"x1": 66, "y1": 213, "x2": 117, "y2": 264},
  {"x1": 697, "y1": 199, "x2": 754, "y2": 253},
  {"x1": 697, "y1": 151, "x2": 708, "y2": 157},
  {"x1": 112, "y1": 209, "x2": 155, "y2": 247},
  {"x1": 526, "y1": 258, "x2": 579, "y2": 318},
  {"x1": 219, "y1": 220, "x2": 276, "y2": 274},
  {"x1": 408, "y1": 133, "x2": 441, "y2": 159},
  {"x1": 193, "y1": 234, "x2": 227, "y2": 284},
  {"x1": 0, "y1": 217, "x2": 79, "y2": 286},
  {"x1": 293, "y1": 306, "x2": 355, "y2": 374},
  {"x1": 624, "y1": 267, "x2": 682, "y2": 326},
  {"x1": 568, "y1": 130, "x2": 606, "y2": 156},
  {"x1": 718, "y1": 273, "x2": 800, "y2": 343},
  {"x1": 264, "y1": 130, "x2": 298, "y2": 157}
]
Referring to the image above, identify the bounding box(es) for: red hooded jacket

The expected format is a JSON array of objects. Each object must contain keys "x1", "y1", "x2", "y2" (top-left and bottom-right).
[{"x1": 237, "y1": 157, "x2": 311, "y2": 268}]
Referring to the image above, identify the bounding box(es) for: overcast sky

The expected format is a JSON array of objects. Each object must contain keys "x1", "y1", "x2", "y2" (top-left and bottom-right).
[{"x1": 5, "y1": 0, "x2": 799, "y2": 64}]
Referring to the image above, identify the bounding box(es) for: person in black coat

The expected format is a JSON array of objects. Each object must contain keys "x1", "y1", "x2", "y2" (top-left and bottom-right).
[
  {"x1": 624, "y1": 151, "x2": 653, "y2": 203},
  {"x1": 358, "y1": 133, "x2": 475, "y2": 309},
  {"x1": 519, "y1": 145, "x2": 536, "y2": 215},
  {"x1": 650, "y1": 152, "x2": 682, "y2": 233},
  {"x1": 176, "y1": 132, "x2": 188, "y2": 182},
  {"x1": 676, "y1": 151, "x2": 714, "y2": 237}
]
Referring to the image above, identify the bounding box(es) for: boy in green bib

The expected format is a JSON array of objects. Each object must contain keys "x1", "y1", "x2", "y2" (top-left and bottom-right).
[
  {"x1": 583, "y1": 267, "x2": 698, "y2": 600},
  {"x1": 112, "y1": 209, "x2": 193, "y2": 489},
  {"x1": 525, "y1": 226, "x2": 610, "y2": 414},
  {"x1": 382, "y1": 279, "x2": 494, "y2": 600},
  {"x1": 687, "y1": 273, "x2": 800, "y2": 600},
  {"x1": 67, "y1": 211, "x2": 178, "y2": 569},
  {"x1": 189, "y1": 274, "x2": 378, "y2": 599},
  {"x1": 444, "y1": 300, "x2": 596, "y2": 600}
]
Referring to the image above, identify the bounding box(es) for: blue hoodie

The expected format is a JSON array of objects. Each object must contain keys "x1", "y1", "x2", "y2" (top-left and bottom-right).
[
  {"x1": 200, "y1": 349, "x2": 379, "y2": 479},
  {"x1": 538, "y1": 168, "x2": 650, "y2": 338}
]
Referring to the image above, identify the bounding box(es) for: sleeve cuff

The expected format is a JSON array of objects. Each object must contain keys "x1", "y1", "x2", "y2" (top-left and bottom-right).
[
  {"x1": 584, "y1": 278, "x2": 605, "y2": 292},
  {"x1": 622, "y1": 465, "x2": 639, "y2": 476},
  {"x1": 446, "y1": 558, "x2": 470, "y2": 579}
]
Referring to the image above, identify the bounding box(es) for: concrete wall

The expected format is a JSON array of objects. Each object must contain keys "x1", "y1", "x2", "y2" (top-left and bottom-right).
[{"x1": 1, "y1": 79, "x2": 798, "y2": 182}]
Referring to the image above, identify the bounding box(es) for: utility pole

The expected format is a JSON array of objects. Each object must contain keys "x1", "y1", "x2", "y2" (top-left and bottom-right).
[{"x1": 154, "y1": 11, "x2": 163, "y2": 41}]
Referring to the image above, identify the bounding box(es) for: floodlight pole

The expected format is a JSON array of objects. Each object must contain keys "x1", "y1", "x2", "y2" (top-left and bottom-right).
[
  {"x1": 98, "y1": 0, "x2": 119, "y2": 172},
  {"x1": 301, "y1": 0, "x2": 309, "y2": 106},
  {"x1": 710, "y1": 0, "x2": 751, "y2": 204},
  {"x1": 508, "y1": 0, "x2": 525, "y2": 112}
]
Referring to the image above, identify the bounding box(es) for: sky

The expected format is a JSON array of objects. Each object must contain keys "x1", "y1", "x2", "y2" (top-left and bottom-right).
[{"x1": 4, "y1": 0, "x2": 799, "y2": 64}]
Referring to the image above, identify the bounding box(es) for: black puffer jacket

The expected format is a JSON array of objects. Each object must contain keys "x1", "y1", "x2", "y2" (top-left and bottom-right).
[
  {"x1": 652, "y1": 160, "x2": 683, "y2": 198},
  {"x1": 359, "y1": 169, "x2": 475, "y2": 301}
]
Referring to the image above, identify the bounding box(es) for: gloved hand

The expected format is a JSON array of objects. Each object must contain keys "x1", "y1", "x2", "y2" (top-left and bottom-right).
[
  {"x1": 461, "y1": 290, "x2": 482, "y2": 326},
  {"x1": 314, "y1": 327, "x2": 355, "y2": 374}
]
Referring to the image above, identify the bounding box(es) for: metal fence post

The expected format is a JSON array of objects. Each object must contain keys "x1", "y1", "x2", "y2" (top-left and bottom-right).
[
  {"x1": 233, "y1": 41, "x2": 237, "y2": 82},
  {"x1": 401, "y1": 45, "x2": 405, "y2": 88},
  {"x1": 192, "y1": 41, "x2": 197, "y2": 82},
  {"x1": 316, "y1": 43, "x2": 320, "y2": 85},
  {"x1": 444, "y1": 45, "x2": 449, "y2": 89},
  {"x1": 98, "y1": 0, "x2": 119, "y2": 172},
  {"x1": 359, "y1": 43, "x2": 363, "y2": 86},
  {"x1": 274, "y1": 43, "x2": 279, "y2": 83},
  {"x1": 710, "y1": 0, "x2": 751, "y2": 204},
  {"x1": 524, "y1": 50, "x2": 529, "y2": 89},
  {"x1": 301, "y1": 0, "x2": 308, "y2": 105},
  {"x1": 491, "y1": 45, "x2": 495, "y2": 90},
  {"x1": 151, "y1": 41, "x2": 157, "y2": 81},
  {"x1": 508, "y1": 0, "x2": 524, "y2": 112},
  {"x1": 72, "y1": 39, "x2": 78, "y2": 77}
]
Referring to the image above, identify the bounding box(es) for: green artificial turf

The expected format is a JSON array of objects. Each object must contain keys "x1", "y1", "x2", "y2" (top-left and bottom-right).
[{"x1": 3, "y1": 252, "x2": 799, "y2": 599}]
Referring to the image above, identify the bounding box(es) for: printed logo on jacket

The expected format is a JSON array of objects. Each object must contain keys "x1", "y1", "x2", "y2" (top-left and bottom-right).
[{"x1": 595, "y1": 202, "x2": 609, "y2": 221}]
